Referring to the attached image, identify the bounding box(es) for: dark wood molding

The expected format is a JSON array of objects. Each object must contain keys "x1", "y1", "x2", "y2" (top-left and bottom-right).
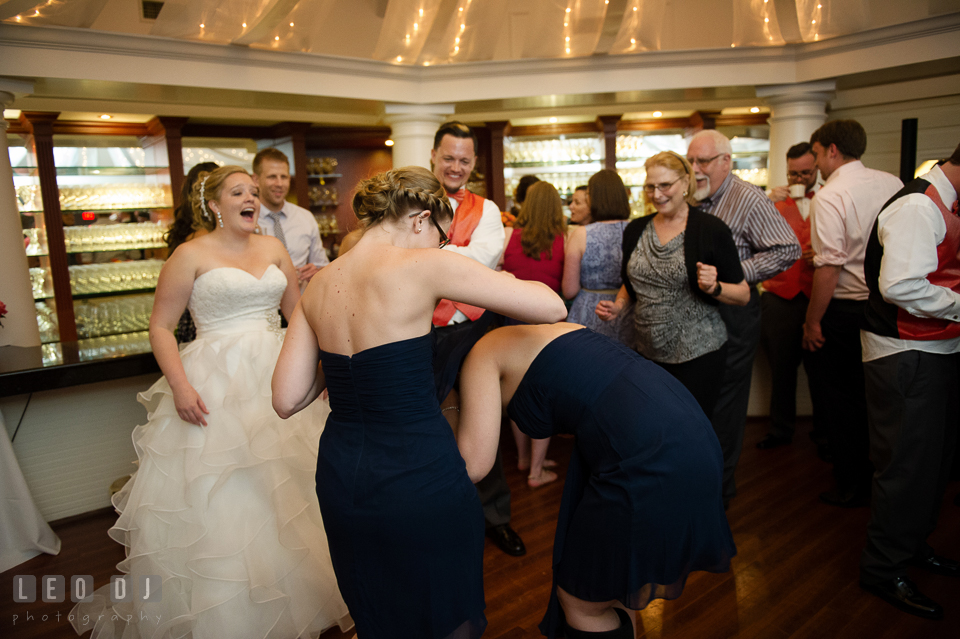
[
  {"x1": 597, "y1": 115, "x2": 621, "y2": 170},
  {"x1": 306, "y1": 126, "x2": 392, "y2": 149},
  {"x1": 618, "y1": 117, "x2": 692, "y2": 132},
  {"x1": 714, "y1": 112, "x2": 770, "y2": 127},
  {"x1": 485, "y1": 121, "x2": 509, "y2": 211},
  {"x1": 505, "y1": 122, "x2": 600, "y2": 138},
  {"x1": 19, "y1": 111, "x2": 78, "y2": 342},
  {"x1": 473, "y1": 125, "x2": 492, "y2": 201},
  {"x1": 180, "y1": 123, "x2": 273, "y2": 139}
]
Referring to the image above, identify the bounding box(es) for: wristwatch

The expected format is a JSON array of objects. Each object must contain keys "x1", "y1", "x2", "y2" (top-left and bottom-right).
[{"x1": 710, "y1": 282, "x2": 723, "y2": 297}]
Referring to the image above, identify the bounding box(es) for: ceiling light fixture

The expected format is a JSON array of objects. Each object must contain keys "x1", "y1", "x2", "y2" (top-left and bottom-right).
[
  {"x1": 549, "y1": 117, "x2": 558, "y2": 123},
  {"x1": 100, "y1": 114, "x2": 112, "y2": 120},
  {"x1": 750, "y1": 107, "x2": 760, "y2": 113},
  {"x1": 653, "y1": 111, "x2": 662, "y2": 117}
]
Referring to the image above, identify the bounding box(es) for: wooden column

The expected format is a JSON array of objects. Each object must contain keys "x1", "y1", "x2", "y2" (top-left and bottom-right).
[
  {"x1": 143, "y1": 117, "x2": 188, "y2": 207},
  {"x1": 597, "y1": 115, "x2": 621, "y2": 171},
  {"x1": 273, "y1": 122, "x2": 312, "y2": 209},
  {"x1": 20, "y1": 111, "x2": 77, "y2": 342},
  {"x1": 485, "y1": 121, "x2": 509, "y2": 212}
]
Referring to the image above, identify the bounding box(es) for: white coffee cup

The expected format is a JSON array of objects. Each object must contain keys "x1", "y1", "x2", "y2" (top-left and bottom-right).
[{"x1": 789, "y1": 184, "x2": 806, "y2": 199}]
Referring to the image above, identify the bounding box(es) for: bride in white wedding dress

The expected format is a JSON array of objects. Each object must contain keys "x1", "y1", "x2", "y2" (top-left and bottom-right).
[{"x1": 71, "y1": 166, "x2": 352, "y2": 639}]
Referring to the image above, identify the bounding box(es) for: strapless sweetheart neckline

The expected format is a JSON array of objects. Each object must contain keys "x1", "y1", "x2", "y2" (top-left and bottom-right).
[{"x1": 195, "y1": 263, "x2": 281, "y2": 282}]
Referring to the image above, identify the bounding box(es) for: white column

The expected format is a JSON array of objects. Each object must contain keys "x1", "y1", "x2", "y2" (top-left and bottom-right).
[
  {"x1": 757, "y1": 81, "x2": 835, "y2": 188},
  {"x1": 383, "y1": 103, "x2": 456, "y2": 170},
  {"x1": 0, "y1": 80, "x2": 42, "y2": 347}
]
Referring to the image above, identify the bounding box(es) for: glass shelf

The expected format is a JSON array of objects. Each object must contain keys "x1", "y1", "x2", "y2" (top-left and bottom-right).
[
  {"x1": 505, "y1": 159, "x2": 603, "y2": 169},
  {"x1": 307, "y1": 173, "x2": 342, "y2": 179}
]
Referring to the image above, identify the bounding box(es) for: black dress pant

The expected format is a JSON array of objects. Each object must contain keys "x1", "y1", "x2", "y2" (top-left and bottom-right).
[
  {"x1": 714, "y1": 287, "x2": 762, "y2": 501},
  {"x1": 860, "y1": 350, "x2": 959, "y2": 583},
  {"x1": 807, "y1": 298, "x2": 873, "y2": 494},
  {"x1": 434, "y1": 313, "x2": 511, "y2": 528},
  {"x1": 759, "y1": 292, "x2": 825, "y2": 440}
]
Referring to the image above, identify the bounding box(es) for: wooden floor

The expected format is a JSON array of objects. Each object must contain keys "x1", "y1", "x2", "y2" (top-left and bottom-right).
[{"x1": 3, "y1": 418, "x2": 958, "y2": 638}]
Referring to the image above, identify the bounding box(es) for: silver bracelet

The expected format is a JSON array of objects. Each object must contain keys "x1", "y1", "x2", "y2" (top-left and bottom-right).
[{"x1": 441, "y1": 406, "x2": 460, "y2": 413}]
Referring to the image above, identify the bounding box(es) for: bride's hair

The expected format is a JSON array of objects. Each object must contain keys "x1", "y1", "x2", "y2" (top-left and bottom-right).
[
  {"x1": 191, "y1": 165, "x2": 251, "y2": 230},
  {"x1": 352, "y1": 166, "x2": 453, "y2": 230}
]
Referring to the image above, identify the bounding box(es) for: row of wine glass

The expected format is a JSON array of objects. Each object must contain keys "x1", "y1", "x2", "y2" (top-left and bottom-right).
[
  {"x1": 16, "y1": 184, "x2": 172, "y2": 212},
  {"x1": 30, "y1": 260, "x2": 164, "y2": 299}
]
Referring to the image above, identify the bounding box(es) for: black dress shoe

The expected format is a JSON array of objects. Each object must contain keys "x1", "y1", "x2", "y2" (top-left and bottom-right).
[
  {"x1": 819, "y1": 488, "x2": 868, "y2": 508},
  {"x1": 756, "y1": 435, "x2": 791, "y2": 450},
  {"x1": 913, "y1": 554, "x2": 960, "y2": 578},
  {"x1": 486, "y1": 524, "x2": 526, "y2": 556},
  {"x1": 860, "y1": 577, "x2": 943, "y2": 620}
]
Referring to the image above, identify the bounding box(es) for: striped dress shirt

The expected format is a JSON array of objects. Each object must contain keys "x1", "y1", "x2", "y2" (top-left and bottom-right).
[{"x1": 698, "y1": 173, "x2": 801, "y2": 284}]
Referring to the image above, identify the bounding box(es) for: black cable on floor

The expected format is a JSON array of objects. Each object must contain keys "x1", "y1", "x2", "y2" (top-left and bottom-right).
[{"x1": 9, "y1": 392, "x2": 33, "y2": 443}]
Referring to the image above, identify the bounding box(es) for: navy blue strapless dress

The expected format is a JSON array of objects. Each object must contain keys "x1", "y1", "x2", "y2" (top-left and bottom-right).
[
  {"x1": 316, "y1": 333, "x2": 486, "y2": 639},
  {"x1": 507, "y1": 329, "x2": 736, "y2": 638}
]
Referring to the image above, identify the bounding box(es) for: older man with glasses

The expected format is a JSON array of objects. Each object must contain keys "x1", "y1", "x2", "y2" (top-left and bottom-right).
[{"x1": 686, "y1": 129, "x2": 801, "y2": 509}]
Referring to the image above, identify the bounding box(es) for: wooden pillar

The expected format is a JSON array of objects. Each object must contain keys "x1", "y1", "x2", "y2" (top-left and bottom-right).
[
  {"x1": 597, "y1": 115, "x2": 621, "y2": 171},
  {"x1": 485, "y1": 121, "x2": 509, "y2": 212},
  {"x1": 20, "y1": 111, "x2": 77, "y2": 342},
  {"x1": 143, "y1": 117, "x2": 188, "y2": 207},
  {"x1": 273, "y1": 122, "x2": 312, "y2": 209}
]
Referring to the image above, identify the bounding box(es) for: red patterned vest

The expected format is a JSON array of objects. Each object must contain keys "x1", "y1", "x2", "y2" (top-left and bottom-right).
[
  {"x1": 863, "y1": 178, "x2": 960, "y2": 341},
  {"x1": 762, "y1": 197, "x2": 813, "y2": 299}
]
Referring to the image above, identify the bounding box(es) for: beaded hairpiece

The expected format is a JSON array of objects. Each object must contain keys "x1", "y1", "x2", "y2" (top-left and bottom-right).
[{"x1": 199, "y1": 176, "x2": 210, "y2": 221}]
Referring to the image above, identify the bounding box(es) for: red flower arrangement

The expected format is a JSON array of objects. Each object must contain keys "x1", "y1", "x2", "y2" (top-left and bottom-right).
[{"x1": 0, "y1": 299, "x2": 6, "y2": 327}]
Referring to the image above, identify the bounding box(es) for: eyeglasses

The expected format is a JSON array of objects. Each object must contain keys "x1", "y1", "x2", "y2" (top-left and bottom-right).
[
  {"x1": 411, "y1": 211, "x2": 450, "y2": 248},
  {"x1": 687, "y1": 153, "x2": 724, "y2": 167},
  {"x1": 787, "y1": 170, "x2": 816, "y2": 179},
  {"x1": 642, "y1": 178, "x2": 682, "y2": 195}
]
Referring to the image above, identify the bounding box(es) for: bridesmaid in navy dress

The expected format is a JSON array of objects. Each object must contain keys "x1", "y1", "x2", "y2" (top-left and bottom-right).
[
  {"x1": 272, "y1": 166, "x2": 567, "y2": 639},
  {"x1": 457, "y1": 322, "x2": 736, "y2": 639}
]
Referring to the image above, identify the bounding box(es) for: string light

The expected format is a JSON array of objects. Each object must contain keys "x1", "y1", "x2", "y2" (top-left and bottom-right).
[
  {"x1": 275, "y1": 36, "x2": 279, "y2": 41},
  {"x1": 419, "y1": 8, "x2": 424, "y2": 17},
  {"x1": 242, "y1": 22, "x2": 247, "y2": 28},
  {"x1": 630, "y1": 38, "x2": 636, "y2": 44},
  {"x1": 764, "y1": 17, "x2": 769, "y2": 23},
  {"x1": 397, "y1": 55, "x2": 403, "y2": 62},
  {"x1": 200, "y1": 23, "x2": 205, "y2": 28},
  {"x1": 414, "y1": 22, "x2": 418, "y2": 31},
  {"x1": 290, "y1": 22, "x2": 294, "y2": 27}
]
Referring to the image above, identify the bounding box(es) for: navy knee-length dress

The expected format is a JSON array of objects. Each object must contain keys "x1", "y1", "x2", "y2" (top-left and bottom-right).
[{"x1": 506, "y1": 329, "x2": 736, "y2": 637}]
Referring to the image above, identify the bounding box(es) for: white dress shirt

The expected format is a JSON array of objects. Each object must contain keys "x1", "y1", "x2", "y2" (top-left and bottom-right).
[
  {"x1": 257, "y1": 201, "x2": 329, "y2": 269},
  {"x1": 441, "y1": 195, "x2": 506, "y2": 324},
  {"x1": 810, "y1": 160, "x2": 902, "y2": 300},
  {"x1": 861, "y1": 165, "x2": 960, "y2": 361}
]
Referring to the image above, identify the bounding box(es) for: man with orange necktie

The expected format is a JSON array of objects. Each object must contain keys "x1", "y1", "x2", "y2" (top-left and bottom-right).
[{"x1": 430, "y1": 121, "x2": 526, "y2": 558}]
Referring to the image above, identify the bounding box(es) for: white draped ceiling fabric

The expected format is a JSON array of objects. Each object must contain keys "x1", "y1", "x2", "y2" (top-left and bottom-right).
[{"x1": 2, "y1": 0, "x2": 874, "y2": 64}]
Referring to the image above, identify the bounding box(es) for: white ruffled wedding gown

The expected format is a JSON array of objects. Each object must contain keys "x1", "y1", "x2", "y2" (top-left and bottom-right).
[{"x1": 71, "y1": 265, "x2": 352, "y2": 639}]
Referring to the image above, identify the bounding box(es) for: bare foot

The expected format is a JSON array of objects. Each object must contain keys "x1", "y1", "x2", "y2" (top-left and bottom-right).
[
  {"x1": 527, "y1": 469, "x2": 558, "y2": 488},
  {"x1": 519, "y1": 459, "x2": 556, "y2": 471}
]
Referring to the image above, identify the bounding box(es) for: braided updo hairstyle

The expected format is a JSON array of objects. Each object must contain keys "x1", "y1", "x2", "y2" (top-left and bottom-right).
[
  {"x1": 352, "y1": 166, "x2": 453, "y2": 231},
  {"x1": 190, "y1": 165, "x2": 250, "y2": 230}
]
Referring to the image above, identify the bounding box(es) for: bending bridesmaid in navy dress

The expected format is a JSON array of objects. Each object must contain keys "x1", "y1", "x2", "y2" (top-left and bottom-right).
[
  {"x1": 271, "y1": 166, "x2": 567, "y2": 639},
  {"x1": 458, "y1": 323, "x2": 736, "y2": 639}
]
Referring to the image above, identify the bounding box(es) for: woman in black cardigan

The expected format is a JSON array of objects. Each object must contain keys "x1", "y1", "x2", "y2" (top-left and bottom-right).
[{"x1": 596, "y1": 151, "x2": 748, "y2": 417}]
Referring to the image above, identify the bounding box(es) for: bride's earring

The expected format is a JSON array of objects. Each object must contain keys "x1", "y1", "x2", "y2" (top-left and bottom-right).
[
  {"x1": 415, "y1": 221, "x2": 423, "y2": 233},
  {"x1": 211, "y1": 205, "x2": 223, "y2": 228}
]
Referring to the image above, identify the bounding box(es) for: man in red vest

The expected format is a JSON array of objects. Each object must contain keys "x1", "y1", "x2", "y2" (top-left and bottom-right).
[
  {"x1": 757, "y1": 143, "x2": 825, "y2": 451},
  {"x1": 430, "y1": 121, "x2": 526, "y2": 557},
  {"x1": 858, "y1": 144, "x2": 960, "y2": 620}
]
